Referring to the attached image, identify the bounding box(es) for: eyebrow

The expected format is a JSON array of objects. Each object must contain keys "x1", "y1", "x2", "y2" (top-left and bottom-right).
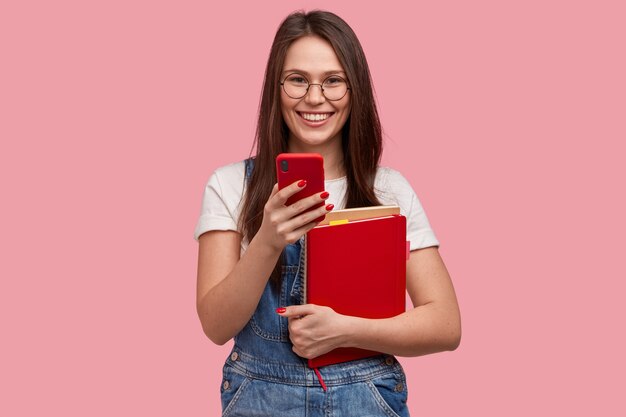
[{"x1": 282, "y1": 69, "x2": 346, "y2": 76}]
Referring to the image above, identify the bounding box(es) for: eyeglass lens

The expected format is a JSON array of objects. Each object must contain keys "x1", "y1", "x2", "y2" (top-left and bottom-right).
[{"x1": 282, "y1": 73, "x2": 348, "y2": 101}]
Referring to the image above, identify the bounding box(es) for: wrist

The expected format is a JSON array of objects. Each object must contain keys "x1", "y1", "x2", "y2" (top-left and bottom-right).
[
  {"x1": 249, "y1": 230, "x2": 283, "y2": 258},
  {"x1": 340, "y1": 315, "x2": 364, "y2": 349}
]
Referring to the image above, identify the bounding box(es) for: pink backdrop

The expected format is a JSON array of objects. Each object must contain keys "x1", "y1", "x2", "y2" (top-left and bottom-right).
[{"x1": 2, "y1": 0, "x2": 625, "y2": 415}]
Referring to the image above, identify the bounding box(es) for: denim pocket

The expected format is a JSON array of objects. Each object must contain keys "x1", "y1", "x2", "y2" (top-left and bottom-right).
[
  {"x1": 249, "y1": 256, "x2": 300, "y2": 341},
  {"x1": 221, "y1": 365, "x2": 251, "y2": 416},
  {"x1": 248, "y1": 282, "x2": 288, "y2": 341},
  {"x1": 366, "y1": 372, "x2": 409, "y2": 417}
]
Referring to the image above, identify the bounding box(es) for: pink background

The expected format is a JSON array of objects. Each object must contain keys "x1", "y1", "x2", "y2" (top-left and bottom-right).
[{"x1": 2, "y1": 0, "x2": 625, "y2": 415}]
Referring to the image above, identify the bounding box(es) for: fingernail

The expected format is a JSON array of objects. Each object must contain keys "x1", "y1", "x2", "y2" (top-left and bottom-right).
[
  {"x1": 325, "y1": 204, "x2": 334, "y2": 211},
  {"x1": 297, "y1": 180, "x2": 306, "y2": 188},
  {"x1": 320, "y1": 191, "x2": 329, "y2": 199},
  {"x1": 276, "y1": 307, "x2": 286, "y2": 314}
]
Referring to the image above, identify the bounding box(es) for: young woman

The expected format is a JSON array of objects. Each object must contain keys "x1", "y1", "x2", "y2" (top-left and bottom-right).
[{"x1": 194, "y1": 10, "x2": 461, "y2": 417}]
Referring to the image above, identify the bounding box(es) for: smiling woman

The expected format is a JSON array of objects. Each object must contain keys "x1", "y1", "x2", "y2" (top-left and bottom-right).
[
  {"x1": 279, "y1": 36, "x2": 351, "y2": 156},
  {"x1": 194, "y1": 9, "x2": 461, "y2": 417}
]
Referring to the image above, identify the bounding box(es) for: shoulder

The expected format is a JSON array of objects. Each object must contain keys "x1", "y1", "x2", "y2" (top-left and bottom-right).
[
  {"x1": 194, "y1": 160, "x2": 248, "y2": 241},
  {"x1": 374, "y1": 166, "x2": 440, "y2": 249},
  {"x1": 207, "y1": 160, "x2": 247, "y2": 196},
  {"x1": 375, "y1": 166, "x2": 411, "y2": 185},
  {"x1": 374, "y1": 166, "x2": 416, "y2": 204},
  {"x1": 211, "y1": 160, "x2": 246, "y2": 182}
]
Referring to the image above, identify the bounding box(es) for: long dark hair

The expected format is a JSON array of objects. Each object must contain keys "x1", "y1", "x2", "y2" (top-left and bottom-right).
[{"x1": 238, "y1": 10, "x2": 383, "y2": 285}]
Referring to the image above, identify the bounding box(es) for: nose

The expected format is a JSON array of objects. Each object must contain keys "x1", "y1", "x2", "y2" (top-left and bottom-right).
[{"x1": 304, "y1": 83, "x2": 326, "y2": 105}]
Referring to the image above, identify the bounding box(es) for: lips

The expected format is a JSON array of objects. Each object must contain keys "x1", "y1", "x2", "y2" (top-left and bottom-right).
[{"x1": 297, "y1": 111, "x2": 335, "y2": 124}]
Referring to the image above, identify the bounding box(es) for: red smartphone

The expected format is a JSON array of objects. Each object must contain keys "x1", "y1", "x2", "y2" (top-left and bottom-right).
[{"x1": 276, "y1": 153, "x2": 326, "y2": 223}]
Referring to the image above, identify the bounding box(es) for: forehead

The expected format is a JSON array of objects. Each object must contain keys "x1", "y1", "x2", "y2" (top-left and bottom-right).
[{"x1": 282, "y1": 36, "x2": 345, "y2": 75}]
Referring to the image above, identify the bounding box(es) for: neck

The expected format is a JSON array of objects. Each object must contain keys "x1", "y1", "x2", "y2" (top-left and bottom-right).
[{"x1": 287, "y1": 135, "x2": 345, "y2": 180}]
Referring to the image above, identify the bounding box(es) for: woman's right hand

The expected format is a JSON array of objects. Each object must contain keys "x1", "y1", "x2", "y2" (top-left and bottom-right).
[{"x1": 256, "y1": 180, "x2": 332, "y2": 252}]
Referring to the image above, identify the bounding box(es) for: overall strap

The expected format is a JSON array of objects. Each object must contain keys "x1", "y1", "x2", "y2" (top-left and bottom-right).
[{"x1": 244, "y1": 157, "x2": 255, "y2": 182}]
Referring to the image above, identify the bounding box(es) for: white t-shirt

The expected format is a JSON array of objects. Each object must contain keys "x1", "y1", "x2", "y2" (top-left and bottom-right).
[{"x1": 194, "y1": 160, "x2": 439, "y2": 251}]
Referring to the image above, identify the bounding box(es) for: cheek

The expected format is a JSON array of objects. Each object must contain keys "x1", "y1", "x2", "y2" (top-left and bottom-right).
[
  {"x1": 282, "y1": 109, "x2": 295, "y2": 133},
  {"x1": 338, "y1": 102, "x2": 351, "y2": 123},
  {"x1": 280, "y1": 96, "x2": 297, "y2": 120},
  {"x1": 280, "y1": 105, "x2": 291, "y2": 126},
  {"x1": 339, "y1": 98, "x2": 351, "y2": 116}
]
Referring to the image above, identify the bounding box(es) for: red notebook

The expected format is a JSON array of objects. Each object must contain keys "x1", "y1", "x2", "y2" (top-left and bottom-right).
[{"x1": 303, "y1": 214, "x2": 408, "y2": 368}]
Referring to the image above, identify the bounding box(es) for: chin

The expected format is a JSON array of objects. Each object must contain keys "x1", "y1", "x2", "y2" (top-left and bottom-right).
[{"x1": 293, "y1": 133, "x2": 339, "y2": 148}]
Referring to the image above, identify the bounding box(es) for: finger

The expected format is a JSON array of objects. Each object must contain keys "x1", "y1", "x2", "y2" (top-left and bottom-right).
[
  {"x1": 262, "y1": 183, "x2": 296, "y2": 226},
  {"x1": 285, "y1": 191, "x2": 330, "y2": 217},
  {"x1": 272, "y1": 221, "x2": 315, "y2": 246},
  {"x1": 287, "y1": 316, "x2": 303, "y2": 327},
  {"x1": 280, "y1": 203, "x2": 333, "y2": 237},
  {"x1": 269, "y1": 183, "x2": 279, "y2": 197},
  {"x1": 271, "y1": 179, "x2": 308, "y2": 207},
  {"x1": 292, "y1": 345, "x2": 304, "y2": 358},
  {"x1": 277, "y1": 304, "x2": 318, "y2": 318}
]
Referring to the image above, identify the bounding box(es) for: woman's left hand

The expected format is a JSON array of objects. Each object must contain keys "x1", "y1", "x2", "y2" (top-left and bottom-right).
[{"x1": 277, "y1": 304, "x2": 351, "y2": 359}]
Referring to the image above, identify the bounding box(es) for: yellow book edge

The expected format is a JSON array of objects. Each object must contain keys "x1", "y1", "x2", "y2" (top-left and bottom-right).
[{"x1": 317, "y1": 205, "x2": 401, "y2": 226}]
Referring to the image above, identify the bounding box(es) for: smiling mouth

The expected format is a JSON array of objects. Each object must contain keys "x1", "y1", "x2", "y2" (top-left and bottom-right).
[{"x1": 297, "y1": 112, "x2": 334, "y2": 122}]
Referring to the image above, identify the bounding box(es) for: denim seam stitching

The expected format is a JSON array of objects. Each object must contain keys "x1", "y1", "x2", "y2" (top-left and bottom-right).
[
  {"x1": 222, "y1": 377, "x2": 252, "y2": 417},
  {"x1": 249, "y1": 316, "x2": 288, "y2": 341},
  {"x1": 365, "y1": 380, "x2": 402, "y2": 417},
  {"x1": 228, "y1": 362, "x2": 398, "y2": 386}
]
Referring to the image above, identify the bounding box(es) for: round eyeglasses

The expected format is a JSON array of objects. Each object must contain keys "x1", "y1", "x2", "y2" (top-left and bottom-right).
[{"x1": 280, "y1": 73, "x2": 350, "y2": 101}]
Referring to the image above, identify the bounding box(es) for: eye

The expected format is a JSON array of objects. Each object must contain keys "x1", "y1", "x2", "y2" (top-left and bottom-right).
[
  {"x1": 323, "y1": 76, "x2": 345, "y2": 86},
  {"x1": 285, "y1": 74, "x2": 308, "y2": 85}
]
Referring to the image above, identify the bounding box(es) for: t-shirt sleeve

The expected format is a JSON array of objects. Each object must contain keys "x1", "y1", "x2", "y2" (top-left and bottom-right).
[
  {"x1": 193, "y1": 169, "x2": 239, "y2": 241},
  {"x1": 376, "y1": 169, "x2": 440, "y2": 251},
  {"x1": 405, "y1": 187, "x2": 440, "y2": 251}
]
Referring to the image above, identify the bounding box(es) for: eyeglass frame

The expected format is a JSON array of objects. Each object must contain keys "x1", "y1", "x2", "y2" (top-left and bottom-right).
[{"x1": 279, "y1": 72, "x2": 351, "y2": 101}]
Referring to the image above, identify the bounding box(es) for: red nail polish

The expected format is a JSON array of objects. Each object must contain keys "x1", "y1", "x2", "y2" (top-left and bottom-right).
[
  {"x1": 320, "y1": 191, "x2": 329, "y2": 199},
  {"x1": 297, "y1": 180, "x2": 306, "y2": 188},
  {"x1": 276, "y1": 307, "x2": 286, "y2": 313},
  {"x1": 326, "y1": 204, "x2": 334, "y2": 211}
]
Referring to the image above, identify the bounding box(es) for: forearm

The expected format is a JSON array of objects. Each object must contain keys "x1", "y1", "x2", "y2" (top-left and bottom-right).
[
  {"x1": 198, "y1": 235, "x2": 281, "y2": 345},
  {"x1": 343, "y1": 302, "x2": 462, "y2": 357}
]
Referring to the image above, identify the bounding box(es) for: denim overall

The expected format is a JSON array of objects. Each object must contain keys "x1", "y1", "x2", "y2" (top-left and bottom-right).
[{"x1": 219, "y1": 159, "x2": 410, "y2": 417}]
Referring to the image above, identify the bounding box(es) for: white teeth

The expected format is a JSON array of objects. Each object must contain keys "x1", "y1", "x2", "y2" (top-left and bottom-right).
[{"x1": 301, "y1": 113, "x2": 331, "y2": 122}]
